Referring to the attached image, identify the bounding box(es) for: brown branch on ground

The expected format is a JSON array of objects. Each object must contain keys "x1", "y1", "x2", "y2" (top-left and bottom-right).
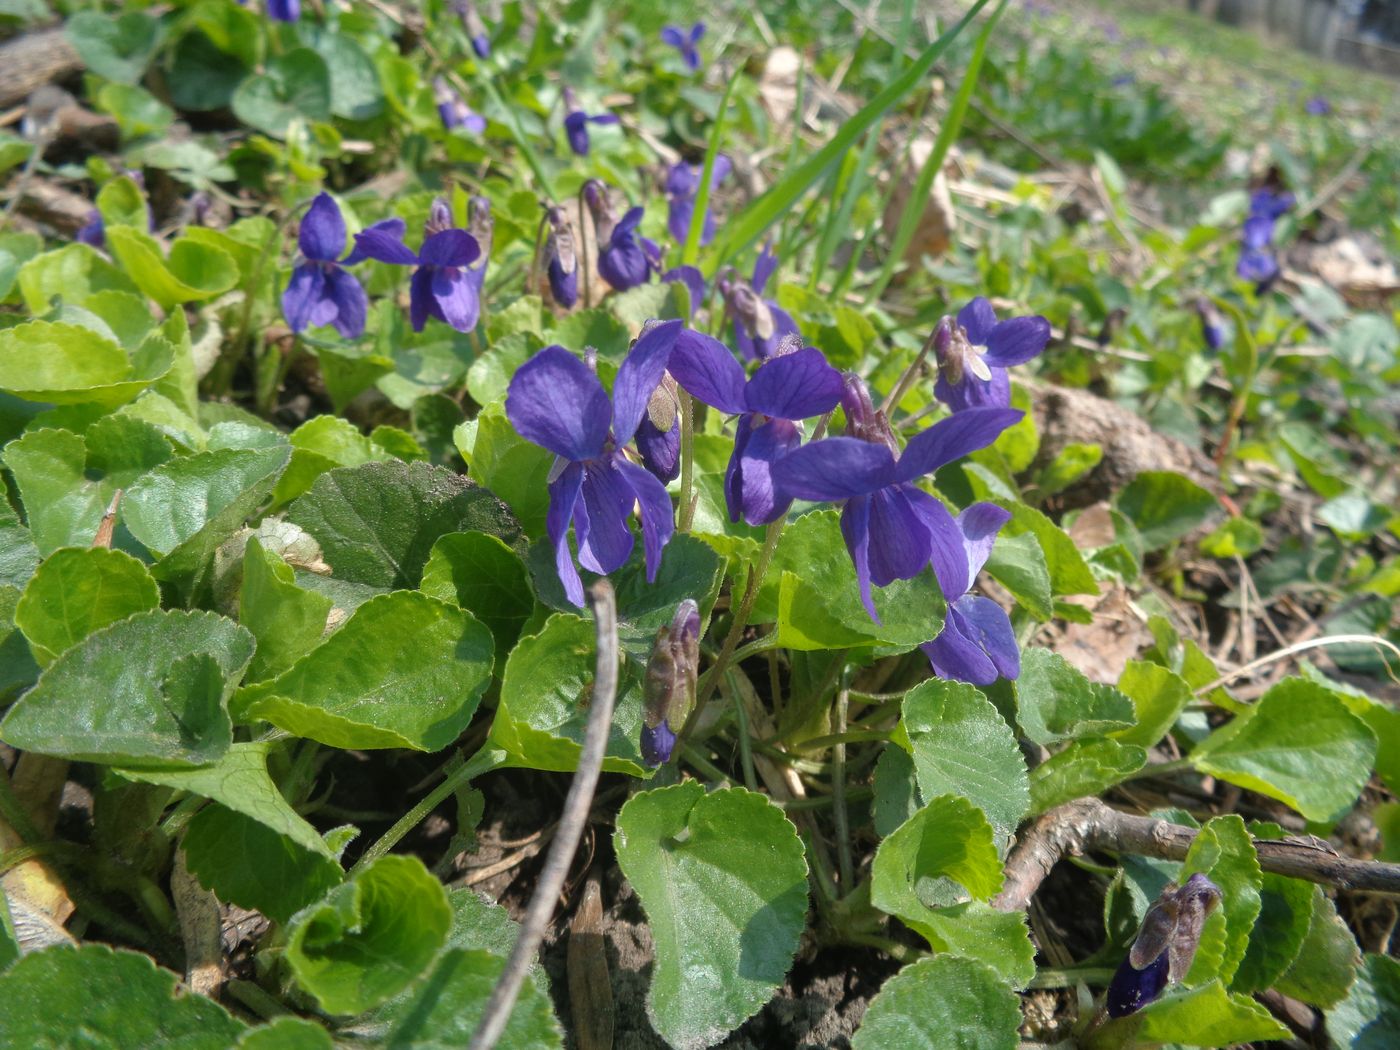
[{"x1": 993, "y1": 797, "x2": 1400, "y2": 913}]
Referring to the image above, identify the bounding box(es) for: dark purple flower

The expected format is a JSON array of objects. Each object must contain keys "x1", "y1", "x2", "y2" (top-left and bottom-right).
[
  {"x1": 282, "y1": 192, "x2": 370, "y2": 340},
  {"x1": 584, "y1": 181, "x2": 652, "y2": 292},
  {"x1": 1236, "y1": 188, "x2": 1293, "y2": 291},
  {"x1": 1107, "y1": 874, "x2": 1222, "y2": 1018},
  {"x1": 665, "y1": 156, "x2": 730, "y2": 245},
  {"x1": 718, "y1": 245, "x2": 800, "y2": 361},
  {"x1": 661, "y1": 265, "x2": 706, "y2": 318},
  {"x1": 641, "y1": 599, "x2": 700, "y2": 766},
  {"x1": 434, "y1": 78, "x2": 487, "y2": 134},
  {"x1": 1305, "y1": 94, "x2": 1331, "y2": 116},
  {"x1": 1194, "y1": 297, "x2": 1228, "y2": 353},
  {"x1": 350, "y1": 198, "x2": 482, "y2": 332},
  {"x1": 661, "y1": 23, "x2": 705, "y2": 72},
  {"x1": 76, "y1": 209, "x2": 104, "y2": 248},
  {"x1": 634, "y1": 373, "x2": 681, "y2": 482},
  {"x1": 266, "y1": 0, "x2": 299, "y2": 21},
  {"x1": 453, "y1": 0, "x2": 491, "y2": 58},
  {"x1": 542, "y1": 205, "x2": 579, "y2": 308},
  {"x1": 933, "y1": 299, "x2": 1051, "y2": 413},
  {"x1": 505, "y1": 321, "x2": 683, "y2": 605},
  {"x1": 1249, "y1": 189, "x2": 1295, "y2": 221},
  {"x1": 562, "y1": 87, "x2": 619, "y2": 157},
  {"x1": 773, "y1": 376, "x2": 1022, "y2": 621},
  {"x1": 920, "y1": 503, "x2": 1019, "y2": 684},
  {"x1": 669, "y1": 331, "x2": 843, "y2": 524}
]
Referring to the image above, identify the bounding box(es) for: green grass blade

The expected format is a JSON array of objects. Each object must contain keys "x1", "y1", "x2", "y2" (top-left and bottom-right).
[
  {"x1": 705, "y1": 0, "x2": 994, "y2": 275},
  {"x1": 864, "y1": 0, "x2": 1007, "y2": 304},
  {"x1": 682, "y1": 66, "x2": 744, "y2": 267}
]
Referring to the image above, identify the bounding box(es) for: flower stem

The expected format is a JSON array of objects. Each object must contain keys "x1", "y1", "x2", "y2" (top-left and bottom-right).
[
  {"x1": 351, "y1": 745, "x2": 509, "y2": 876},
  {"x1": 832, "y1": 684, "x2": 854, "y2": 890},
  {"x1": 678, "y1": 390, "x2": 696, "y2": 532}
]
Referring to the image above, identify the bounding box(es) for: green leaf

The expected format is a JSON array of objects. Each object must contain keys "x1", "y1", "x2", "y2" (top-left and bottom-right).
[
  {"x1": 491, "y1": 613, "x2": 649, "y2": 776},
  {"x1": 1014, "y1": 648, "x2": 1136, "y2": 746},
  {"x1": 182, "y1": 805, "x2": 342, "y2": 925},
  {"x1": 1131, "y1": 980, "x2": 1289, "y2": 1045},
  {"x1": 96, "y1": 176, "x2": 149, "y2": 231},
  {"x1": 235, "y1": 1017, "x2": 335, "y2": 1049},
  {"x1": 66, "y1": 11, "x2": 162, "y2": 84},
  {"x1": 1199, "y1": 516, "x2": 1264, "y2": 558},
  {"x1": 17, "y1": 243, "x2": 138, "y2": 314},
  {"x1": 169, "y1": 28, "x2": 249, "y2": 112},
  {"x1": 851, "y1": 955, "x2": 1020, "y2": 1050},
  {"x1": 1233, "y1": 870, "x2": 1314, "y2": 995},
  {"x1": 1111, "y1": 659, "x2": 1192, "y2": 750},
  {"x1": 1036, "y1": 442, "x2": 1103, "y2": 498},
  {"x1": 286, "y1": 855, "x2": 451, "y2": 1015},
  {"x1": 234, "y1": 591, "x2": 494, "y2": 752},
  {"x1": 0, "y1": 609, "x2": 254, "y2": 766},
  {"x1": 454, "y1": 402, "x2": 553, "y2": 538},
  {"x1": 124, "y1": 444, "x2": 292, "y2": 593},
  {"x1": 1277, "y1": 887, "x2": 1360, "y2": 1008},
  {"x1": 1180, "y1": 815, "x2": 1261, "y2": 987},
  {"x1": 421, "y1": 532, "x2": 535, "y2": 654},
  {"x1": 232, "y1": 49, "x2": 332, "y2": 139},
  {"x1": 1114, "y1": 471, "x2": 1221, "y2": 550},
  {"x1": 286, "y1": 461, "x2": 520, "y2": 590},
  {"x1": 870, "y1": 796, "x2": 1034, "y2": 985},
  {"x1": 115, "y1": 741, "x2": 330, "y2": 857},
  {"x1": 97, "y1": 83, "x2": 175, "y2": 138},
  {"x1": 15, "y1": 547, "x2": 160, "y2": 665},
  {"x1": 0, "y1": 320, "x2": 168, "y2": 406},
  {"x1": 1028, "y1": 738, "x2": 1146, "y2": 814},
  {"x1": 613, "y1": 782, "x2": 808, "y2": 1050},
  {"x1": 752, "y1": 510, "x2": 945, "y2": 651},
  {"x1": 0, "y1": 584, "x2": 38, "y2": 698},
  {"x1": 893, "y1": 679, "x2": 1029, "y2": 846},
  {"x1": 984, "y1": 531, "x2": 1052, "y2": 621},
  {"x1": 273, "y1": 415, "x2": 389, "y2": 506},
  {"x1": 872, "y1": 745, "x2": 921, "y2": 839},
  {"x1": 106, "y1": 227, "x2": 239, "y2": 310},
  {"x1": 996, "y1": 501, "x2": 1099, "y2": 598},
  {"x1": 1326, "y1": 953, "x2": 1397, "y2": 1048},
  {"x1": 239, "y1": 537, "x2": 333, "y2": 682},
  {"x1": 1190, "y1": 679, "x2": 1377, "y2": 822},
  {"x1": 0, "y1": 943, "x2": 245, "y2": 1046},
  {"x1": 2, "y1": 423, "x2": 171, "y2": 554},
  {"x1": 366, "y1": 949, "x2": 562, "y2": 1049},
  {"x1": 707, "y1": 0, "x2": 994, "y2": 266},
  {"x1": 305, "y1": 30, "x2": 384, "y2": 121}
]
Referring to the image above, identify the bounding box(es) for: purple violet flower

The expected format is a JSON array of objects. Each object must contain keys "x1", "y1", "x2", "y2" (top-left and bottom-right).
[
  {"x1": 1107, "y1": 874, "x2": 1222, "y2": 1018},
  {"x1": 505, "y1": 321, "x2": 683, "y2": 605},
  {"x1": 1236, "y1": 188, "x2": 1293, "y2": 291},
  {"x1": 583, "y1": 181, "x2": 652, "y2": 292},
  {"x1": 920, "y1": 503, "x2": 1020, "y2": 684},
  {"x1": 562, "y1": 87, "x2": 619, "y2": 157},
  {"x1": 1305, "y1": 94, "x2": 1331, "y2": 116},
  {"x1": 773, "y1": 375, "x2": 1022, "y2": 621},
  {"x1": 634, "y1": 373, "x2": 682, "y2": 483},
  {"x1": 1194, "y1": 297, "x2": 1228, "y2": 353},
  {"x1": 434, "y1": 78, "x2": 487, "y2": 134},
  {"x1": 718, "y1": 245, "x2": 800, "y2": 361},
  {"x1": 665, "y1": 156, "x2": 730, "y2": 246},
  {"x1": 266, "y1": 0, "x2": 299, "y2": 21},
  {"x1": 641, "y1": 599, "x2": 700, "y2": 766},
  {"x1": 669, "y1": 330, "x2": 843, "y2": 524},
  {"x1": 76, "y1": 209, "x2": 105, "y2": 248},
  {"x1": 453, "y1": 0, "x2": 491, "y2": 58},
  {"x1": 542, "y1": 205, "x2": 579, "y2": 308},
  {"x1": 933, "y1": 299, "x2": 1051, "y2": 413},
  {"x1": 282, "y1": 192, "x2": 370, "y2": 340},
  {"x1": 661, "y1": 23, "x2": 705, "y2": 72},
  {"x1": 350, "y1": 198, "x2": 482, "y2": 332}
]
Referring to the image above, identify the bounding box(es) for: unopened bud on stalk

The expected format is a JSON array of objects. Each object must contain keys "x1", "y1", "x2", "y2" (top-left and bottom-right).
[
  {"x1": 641, "y1": 600, "x2": 700, "y2": 766},
  {"x1": 840, "y1": 373, "x2": 898, "y2": 452},
  {"x1": 1106, "y1": 873, "x2": 1222, "y2": 1018}
]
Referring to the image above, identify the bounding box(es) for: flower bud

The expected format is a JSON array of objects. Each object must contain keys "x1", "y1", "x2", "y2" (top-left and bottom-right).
[
  {"x1": 543, "y1": 205, "x2": 578, "y2": 308},
  {"x1": 1106, "y1": 872, "x2": 1222, "y2": 1018},
  {"x1": 641, "y1": 600, "x2": 700, "y2": 766},
  {"x1": 841, "y1": 374, "x2": 897, "y2": 451},
  {"x1": 426, "y1": 196, "x2": 453, "y2": 237}
]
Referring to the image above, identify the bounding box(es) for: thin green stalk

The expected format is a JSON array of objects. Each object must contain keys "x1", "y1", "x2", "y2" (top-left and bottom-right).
[
  {"x1": 695, "y1": 519, "x2": 785, "y2": 710},
  {"x1": 808, "y1": 127, "x2": 883, "y2": 292},
  {"x1": 477, "y1": 78, "x2": 556, "y2": 200},
  {"x1": 842, "y1": 932, "x2": 926, "y2": 964},
  {"x1": 865, "y1": 0, "x2": 1007, "y2": 305},
  {"x1": 678, "y1": 390, "x2": 696, "y2": 532},
  {"x1": 729, "y1": 672, "x2": 759, "y2": 793},
  {"x1": 1030, "y1": 967, "x2": 1116, "y2": 989},
  {"x1": 729, "y1": 632, "x2": 781, "y2": 666},
  {"x1": 832, "y1": 685, "x2": 854, "y2": 890},
  {"x1": 782, "y1": 787, "x2": 873, "y2": 812},
  {"x1": 786, "y1": 728, "x2": 892, "y2": 752},
  {"x1": 1124, "y1": 757, "x2": 1194, "y2": 782},
  {"x1": 680, "y1": 744, "x2": 731, "y2": 784},
  {"x1": 351, "y1": 746, "x2": 508, "y2": 875},
  {"x1": 682, "y1": 66, "x2": 744, "y2": 267}
]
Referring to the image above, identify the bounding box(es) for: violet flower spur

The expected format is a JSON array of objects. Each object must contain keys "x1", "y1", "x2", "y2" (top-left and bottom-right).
[
  {"x1": 504, "y1": 320, "x2": 682, "y2": 606},
  {"x1": 668, "y1": 330, "x2": 843, "y2": 525},
  {"x1": 583, "y1": 181, "x2": 652, "y2": 292},
  {"x1": 933, "y1": 298, "x2": 1051, "y2": 412},
  {"x1": 772, "y1": 376, "x2": 1022, "y2": 622},
  {"x1": 350, "y1": 198, "x2": 482, "y2": 333},
  {"x1": 282, "y1": 192, "x2": 370, "y2": 340},
  {"x1": 453, "y1": 0, "x2": 491, "y2": 58},
  {"x1": 665, "y1": 155, "x2": 730, "y2": 246},
  {"x1": 718, "y1": 245, "x2": 800, "y2": 361},
  {"x1": 920, "y1": 503, "x2": 1020, "y2": 685},
  {"x1": 562, "y1": 87, "x2": 619, "y2": 157},
  {"x1": 434, "y1": 78, "x2": 487, "y2": 134},
  {"x1": 660, "y1": 23, "x2": 705, "y2": 72}
]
